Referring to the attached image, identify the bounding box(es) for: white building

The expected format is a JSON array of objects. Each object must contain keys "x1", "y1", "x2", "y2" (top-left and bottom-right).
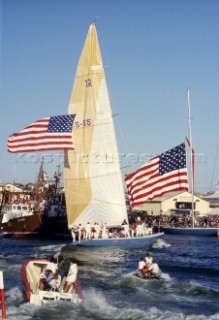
[
  {"x1": 134, "y1": 191, "x2": 210, "y2": 216},
  {"x1": 203, "y1": 192, "x2": 219, "y2": 208}
]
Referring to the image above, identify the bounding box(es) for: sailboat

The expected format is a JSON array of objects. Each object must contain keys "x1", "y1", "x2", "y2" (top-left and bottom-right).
[
  {"x1": 63, "y1": 23, "x2": 164, "y2": 248},
  {"x1": 161, "y1": 90, "x2": 218, "y2": 236}
]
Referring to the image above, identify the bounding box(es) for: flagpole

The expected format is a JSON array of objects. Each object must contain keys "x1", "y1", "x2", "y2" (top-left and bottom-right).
[
  {"x1": 55, "y1": 164, "x2": 61, "y2": 195},
  {"x1": 188, "y1": 89, "x2": 195, "y2": 228}
]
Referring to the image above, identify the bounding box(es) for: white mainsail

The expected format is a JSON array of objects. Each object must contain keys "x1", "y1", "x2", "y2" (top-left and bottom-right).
[{"x1": 64, "y1": 24, "x2": 128, "y2": 229}]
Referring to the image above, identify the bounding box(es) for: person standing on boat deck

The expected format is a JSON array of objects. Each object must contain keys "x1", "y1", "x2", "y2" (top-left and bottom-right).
[
  {"x1": 85, "y1": 222, "x2": 91, "y2": 239},
  {"x1": 121, "y1": 219, "x2": 130, "y2": 238},
  {"x1": 63, "y1": 260, "x2": 78, "y2": 293},
  {"x1": 78, "y1": 224, "x2": 83, "y2": 242},
  {"x1": 58, "y1": 254, "x2": 72, "y2": 280},
  {"x1": 101, "y1": 222, "x2": 108, "y2": 239},
  {"x1": 131, "y1": 222, "x2": 136, "y2": 237},
  {"x1": 91, "y1": 222, "x2": 96, "y2": 238},
  {"x1": 71, "y1": 225, "x2": 78, "y2": 242},
  {"x1": 136, "y1": 220, "x2": 143, "y2": 237},
  {"x1": 94, "y1": 223, "x2": 101, "y2": 239}
]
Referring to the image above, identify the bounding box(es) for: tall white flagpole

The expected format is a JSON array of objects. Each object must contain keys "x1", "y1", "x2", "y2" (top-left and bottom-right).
[{"x1": 188, "y1": 89, "x2": 195, "y2": 228}]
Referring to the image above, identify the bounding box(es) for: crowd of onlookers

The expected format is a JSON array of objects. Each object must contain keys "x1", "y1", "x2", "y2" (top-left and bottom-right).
[
  {"x1": 129, "y1": 210, "x2": 219, "y2": 229},
  {"x1": 158, "y1": 214, "x2": 219, "y2": 228}
]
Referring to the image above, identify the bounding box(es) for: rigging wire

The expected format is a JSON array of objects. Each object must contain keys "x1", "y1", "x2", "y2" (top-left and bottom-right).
[{"x1": 209, "y1": 141, "x2": 219, "y2": 192}]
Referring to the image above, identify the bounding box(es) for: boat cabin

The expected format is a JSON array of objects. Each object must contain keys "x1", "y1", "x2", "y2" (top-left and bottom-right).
[{"x1": 1, "y1": 203, "x2": 33, "y2": 223}]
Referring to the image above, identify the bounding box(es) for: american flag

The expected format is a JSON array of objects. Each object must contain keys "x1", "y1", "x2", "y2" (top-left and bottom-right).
[
  {"x1": 8, "y1": 114, "x2": 76, "y2": 153},
  {"x1": 125, "y1": 142, "x2": 189, "y2": 207}
]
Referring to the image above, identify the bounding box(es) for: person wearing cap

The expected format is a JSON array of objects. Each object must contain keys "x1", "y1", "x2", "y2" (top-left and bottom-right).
[
  {"x1": 39, "y1": 263, "x2": 57, "y2": 290},
  {"x1": 145, "y1": 252, "x2": 153, "y2": 268},
  {"x1": 63, "y1": 260, "x2": 78, "y2": 293}
]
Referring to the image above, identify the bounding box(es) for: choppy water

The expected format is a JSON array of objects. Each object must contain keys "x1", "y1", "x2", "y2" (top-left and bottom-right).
[{"x1": 0, "y1": 235, "x2": 219, "y2": 320}]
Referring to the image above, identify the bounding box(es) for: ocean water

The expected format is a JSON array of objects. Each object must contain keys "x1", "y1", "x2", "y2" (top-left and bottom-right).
[{"x1": 0, "y1": 234, "x2": 219, "y2": 320}]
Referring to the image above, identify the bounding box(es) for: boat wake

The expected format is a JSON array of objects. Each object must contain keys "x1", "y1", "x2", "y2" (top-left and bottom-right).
[
  {"x1": 152, "y1": 238, "x2": 171, "y2": 249},
  {"x1": 5, "y1": 283, "x2": 219, "y2": 320}
]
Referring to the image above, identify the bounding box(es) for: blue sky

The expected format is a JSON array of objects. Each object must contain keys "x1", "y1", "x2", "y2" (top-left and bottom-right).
[{"x1": 1, "y1": 0, "x2": 219, "y2": 193}]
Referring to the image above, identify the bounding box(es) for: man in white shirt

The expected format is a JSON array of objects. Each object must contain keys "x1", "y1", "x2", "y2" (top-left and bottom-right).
[
  {"x1": 137, "y1": 257, "x2": 146, "y2": 278},
  {"x1": 147, "y1": 260, "x2": 161, "y2": 279},
  {"x1": 63, "y1": 260, "x2": 78, "y2": 293},
  {"x1": 145, "y1": 252, "x2": 153, "y2": 268},
  {"x1": 85, "y1": 222, "x2": 91, "y2": 239}
]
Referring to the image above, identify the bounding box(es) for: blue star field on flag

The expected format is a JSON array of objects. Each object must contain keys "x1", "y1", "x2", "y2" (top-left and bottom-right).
[
  {"x1": 48, "y1": 114, "x2": 76, "y2": 133},
  {"x1": 159, "y1": 142, "x2": 186, "y2": 175}
]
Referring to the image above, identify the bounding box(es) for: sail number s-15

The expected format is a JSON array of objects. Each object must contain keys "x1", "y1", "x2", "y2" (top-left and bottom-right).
[{"x1": 74, "y1": 119, "x2": 91, "y2": 128}]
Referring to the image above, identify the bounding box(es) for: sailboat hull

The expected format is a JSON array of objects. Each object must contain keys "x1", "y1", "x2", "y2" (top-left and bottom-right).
[
  {"x1": 75, "y1": 232, "x2": 164, "y2": 249},
  {"x1": 161, "y1": 227, "x2": 218, "y2": 236}
]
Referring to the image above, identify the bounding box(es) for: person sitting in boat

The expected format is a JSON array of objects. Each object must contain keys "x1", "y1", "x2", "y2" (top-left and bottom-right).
[
  {"x1": 137, "y1": 257, "x2": 147, "y2": 278},
  {"x1": 146, "y1": 260, "x2": 161, "y2": 279},
  {"x1": 39, "y1": 263, "x2": 58, "y2": 291},
  {"x1": 48, "y1": 271, "x2": 61, "y2": 292},
  {"x1": 63, "y1": 260, "x2": 78, "y2": 293},
  {"x1": 145, "y1": 252, "x2": 153, "y2": 268}
]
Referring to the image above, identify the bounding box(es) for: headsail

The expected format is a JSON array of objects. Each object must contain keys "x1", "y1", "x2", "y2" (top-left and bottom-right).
[{"x1": 64, "y1": 24, "x2": 127, "y2": 228}]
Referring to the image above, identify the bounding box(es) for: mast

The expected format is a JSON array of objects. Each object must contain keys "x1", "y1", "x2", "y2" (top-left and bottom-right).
[
  {"x1": 35, "y1": 157, "x2": 44, "y2": 201},
  {"x1": 188, "y1": 89, "x2": 195, "y2": 228},
  {"x1": 54, "y1": 164, "x2": 61, "y2": 195}
]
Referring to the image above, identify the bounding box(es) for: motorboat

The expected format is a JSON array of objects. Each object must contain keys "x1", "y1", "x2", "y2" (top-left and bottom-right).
[{"x1": 20, "y1": 259, "x2": 84, "y2": 305}]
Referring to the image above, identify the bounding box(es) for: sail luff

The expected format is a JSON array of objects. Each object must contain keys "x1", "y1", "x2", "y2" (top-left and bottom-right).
[{"x1": 64, "y1": 24, "x2": 127, "y2": 228}]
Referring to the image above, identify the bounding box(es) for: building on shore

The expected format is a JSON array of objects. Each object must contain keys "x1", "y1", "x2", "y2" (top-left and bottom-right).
[{"x1": 133, "y1": 191, "x2": 211, "y2": 216}]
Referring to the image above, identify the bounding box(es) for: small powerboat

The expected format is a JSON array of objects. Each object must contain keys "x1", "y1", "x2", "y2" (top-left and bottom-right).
[
  {"x1": 20, "y1": 259, "x2": 84, "y2": 305},
  {"x1": 133, "y1": 269, "x2": 162, "y2": 280}
]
